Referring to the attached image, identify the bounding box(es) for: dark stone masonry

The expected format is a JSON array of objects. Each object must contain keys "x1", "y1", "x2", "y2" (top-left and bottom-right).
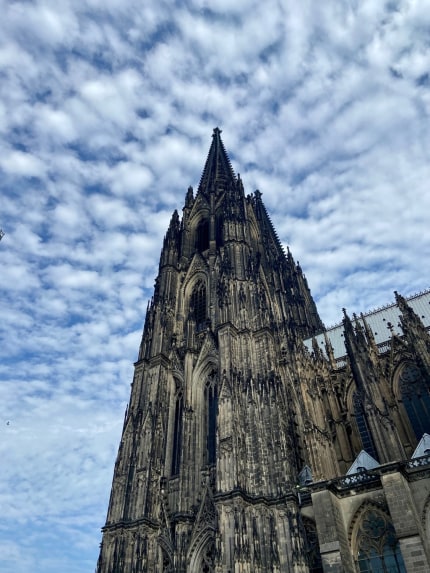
[{"x1": 96, "y1": 130, "x2": 430, "y2": 572}]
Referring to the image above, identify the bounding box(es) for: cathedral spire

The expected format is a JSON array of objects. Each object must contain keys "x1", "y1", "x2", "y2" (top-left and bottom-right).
[
  {"x1": 253, "y1": 189, "x2": 285, "y2": 259},
  {"x1": 198, "y1": 127, "x2": 236, "y2": 195}
]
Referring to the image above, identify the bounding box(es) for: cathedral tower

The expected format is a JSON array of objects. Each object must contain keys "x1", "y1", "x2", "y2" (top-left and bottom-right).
[
  {"x1": 96, "y1": 129, "x2": 324, "y2": 572},
  {"x1": 96, "y1": 130, "x2": 430, "y2": 573}
]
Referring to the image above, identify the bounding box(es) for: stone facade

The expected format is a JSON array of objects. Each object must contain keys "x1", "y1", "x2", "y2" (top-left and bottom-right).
[{"x1": 96, "y1": 129, "x2": 430, "y2": 572}]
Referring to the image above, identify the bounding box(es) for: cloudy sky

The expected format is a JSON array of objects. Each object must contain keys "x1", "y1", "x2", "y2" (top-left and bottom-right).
[{"x1": 1, "y1": 0, "x2": 429, "y2": 571}]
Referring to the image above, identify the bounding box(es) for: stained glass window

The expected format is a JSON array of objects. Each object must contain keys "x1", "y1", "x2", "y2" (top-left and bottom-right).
[
  {"x1": 356, "y1": 509, "x2": 406, "y2": 573},
  {"x1": 171, "y1": 393, "x2": 183, "y2": 475},
  {"x1": 399, "y1": 363, "x2": 430, "y2": 439},
  {"x1": 353, "y1": 392, "x2": 378, "y2": 461}
]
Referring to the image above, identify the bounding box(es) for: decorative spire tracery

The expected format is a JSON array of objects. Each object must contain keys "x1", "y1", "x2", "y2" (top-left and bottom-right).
[{"x1": 198, "y1": 127, "x2": 236, "y2": 196}]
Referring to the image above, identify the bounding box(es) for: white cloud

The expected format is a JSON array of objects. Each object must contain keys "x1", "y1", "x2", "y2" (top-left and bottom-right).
[
  {"x1": 1, "y1": 149, "x2": 47, "y2": 177},
  {"x1": 1, "y1": 1, "x2": 430, "y2": 571}
]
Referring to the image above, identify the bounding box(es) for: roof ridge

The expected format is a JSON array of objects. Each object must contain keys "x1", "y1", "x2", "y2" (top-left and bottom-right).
[{"x1": 323, "y1": 288, "x2": 430, "y2": 331}]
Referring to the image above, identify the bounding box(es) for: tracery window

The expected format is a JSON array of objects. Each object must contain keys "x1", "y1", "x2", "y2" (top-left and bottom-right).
[
  {"x1": 355, "y1": 509, "x2": 406, "y2": 573},
  {"x1": 201, "y1": 539, "x2": 215, "y2": 573},
  {"x1": 171, "y1": 393, "x2": 183, "y2": 475},
  {"x1": 399, "y1": 362, "x2": 430, "y2": 439},
  {"x1": 190, "y1": 280, "x2": 207, "y2": 332},
  {"x1": 161, "y1": 547, "x2": 173, "y2": 572},
  {"x1": 353, "y1": 392, "x2": 378, "y2": 461}
]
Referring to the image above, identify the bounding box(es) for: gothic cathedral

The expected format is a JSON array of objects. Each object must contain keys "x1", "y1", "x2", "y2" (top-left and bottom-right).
[{"x1": 96, "y1": 129, "x2": 430, "y2": 573}]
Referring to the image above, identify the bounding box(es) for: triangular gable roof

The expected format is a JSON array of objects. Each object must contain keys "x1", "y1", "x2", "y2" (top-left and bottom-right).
[
  {"x1": 347, "y1": 450, "x2": 379, "y2": 475},
  {"x1": 298, "y1": 465, "x2": 313, "y2": 485},
  {"x1": 194, "y1": 330, "x2": 218, "y2": 376},
  {"x1": 412, "y1": 433, "x2": 430, "y2": 458},
  {"x1": 183, "y1": 252, "x2": 209, "y2": 286}
]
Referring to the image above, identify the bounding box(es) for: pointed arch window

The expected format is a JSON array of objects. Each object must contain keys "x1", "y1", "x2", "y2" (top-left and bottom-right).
[
  {"x1": 355, "y1": 509, "x2": 406, "y2": 573},
  {"x1": 196, "y1": 219, "x2": 209, "y2": 252},
  {"x1": 399, "y1": 362, "x2": 430, "y2": 440},
  {"x1": 205, "y1": 372, "x2": 218, "y2": 466},
  {"x1": 171, "y1": 392, "x2": 183, "y2": 476},
  {"x1": 201, "y1": 540, "x2": 215, "y2": 573},
  {"x1": 215, "y1": 215, "x2": 224, "y2": 247},
  {"x1": 161, "y1": 547, "x2": 173, "y2": 572},
  {"x1": 190, "y1": 280, "x2": 207, "y2": 332},
  {"x1": 353, "y1": 392, "x2": 378, "y2": 461}
]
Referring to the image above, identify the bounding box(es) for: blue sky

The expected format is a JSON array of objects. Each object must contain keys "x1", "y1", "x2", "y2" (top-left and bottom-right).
[{"x1": 1, "y1": 1, "x2": 430, "y2": 571}]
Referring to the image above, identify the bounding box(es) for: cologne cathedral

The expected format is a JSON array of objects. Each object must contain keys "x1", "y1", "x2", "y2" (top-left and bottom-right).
[{"x1": 96, "y1": 129, "x2": 430, "y2": 573}]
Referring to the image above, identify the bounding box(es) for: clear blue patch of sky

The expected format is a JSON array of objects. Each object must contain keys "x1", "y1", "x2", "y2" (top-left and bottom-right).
[
  {"x1": 259, "y1": 40, "x2": 283, "y2": 64},
  {"x1": 68, "y1": 143, "x2": 126, "y2": 165},
  {"x1": 200, "y1": 111, "x2": 219, "y2": 128},
  {"x1": 416, "y1": 73, "x2": 429, "y2": 87},
  {"x1": 389, "y1": 66, "x2": 403, "y2": 79},
  {"x1": 135, "y1": 108, "x2": 150, "y2": 120},
  {"x1": 9, "y1": 126, "x2": 37, "y2": 151},
  {"x1": 67, "y1": 48, "x2": 114, "y2": 74},
  {"x1": 1, "y1": 176, "x2": 45, "y2": 201},
  {"x1": 135, "y1": 20, "x2": 180, "y2": 53}
]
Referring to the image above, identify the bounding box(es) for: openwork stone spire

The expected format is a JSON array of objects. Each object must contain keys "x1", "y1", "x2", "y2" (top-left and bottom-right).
[{"x1": 198, "y1": 127, "x2": 236, "y2": 195}]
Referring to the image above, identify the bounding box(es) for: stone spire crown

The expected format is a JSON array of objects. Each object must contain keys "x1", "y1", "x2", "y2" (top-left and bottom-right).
[{"x1": 198, "y1": 127, "x2": 236, "y2": 196}]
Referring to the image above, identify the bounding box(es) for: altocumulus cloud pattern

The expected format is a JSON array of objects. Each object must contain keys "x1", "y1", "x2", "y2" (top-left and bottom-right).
[{"x1": 0, "y1": 1, "x2": 430, "y2": 572}]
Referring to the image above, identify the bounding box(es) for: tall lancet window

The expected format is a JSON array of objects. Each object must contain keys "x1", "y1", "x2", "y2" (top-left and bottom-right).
[
  {"x1": 190, "y1": 280, "x2": 207, "y2": 332},
  {"x1": 196, "y1": 219, "x2": 209, "y2": 252},
  {"x1": 399, "y1": 362, "x2": 430, "y2": 439},
  {"x1": 205, "y1": 372, "x2": 218, "y2": 466},
  {"x1": 353, "y1": 392, "x2": 378, "y2": 461},
  {"x1": 215, "y1": 215, "x2": 224, "y2": 247},
  {"x1": 171, "y1": 392, "x2": 183, "y2": 476}
]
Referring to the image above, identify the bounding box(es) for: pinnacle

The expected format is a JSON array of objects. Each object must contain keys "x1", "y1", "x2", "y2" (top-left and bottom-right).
[
  {"x1": 198, "y1": 127, "x2": 236, "y2": 195},
  {"x1": 342, "y1": 308, "x2": 354, "y2": 331}
]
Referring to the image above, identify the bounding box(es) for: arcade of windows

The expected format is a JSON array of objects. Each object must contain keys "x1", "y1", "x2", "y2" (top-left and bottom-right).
[{"x1": 170, "y1": 371, "x2": 217, "y2": 476}]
